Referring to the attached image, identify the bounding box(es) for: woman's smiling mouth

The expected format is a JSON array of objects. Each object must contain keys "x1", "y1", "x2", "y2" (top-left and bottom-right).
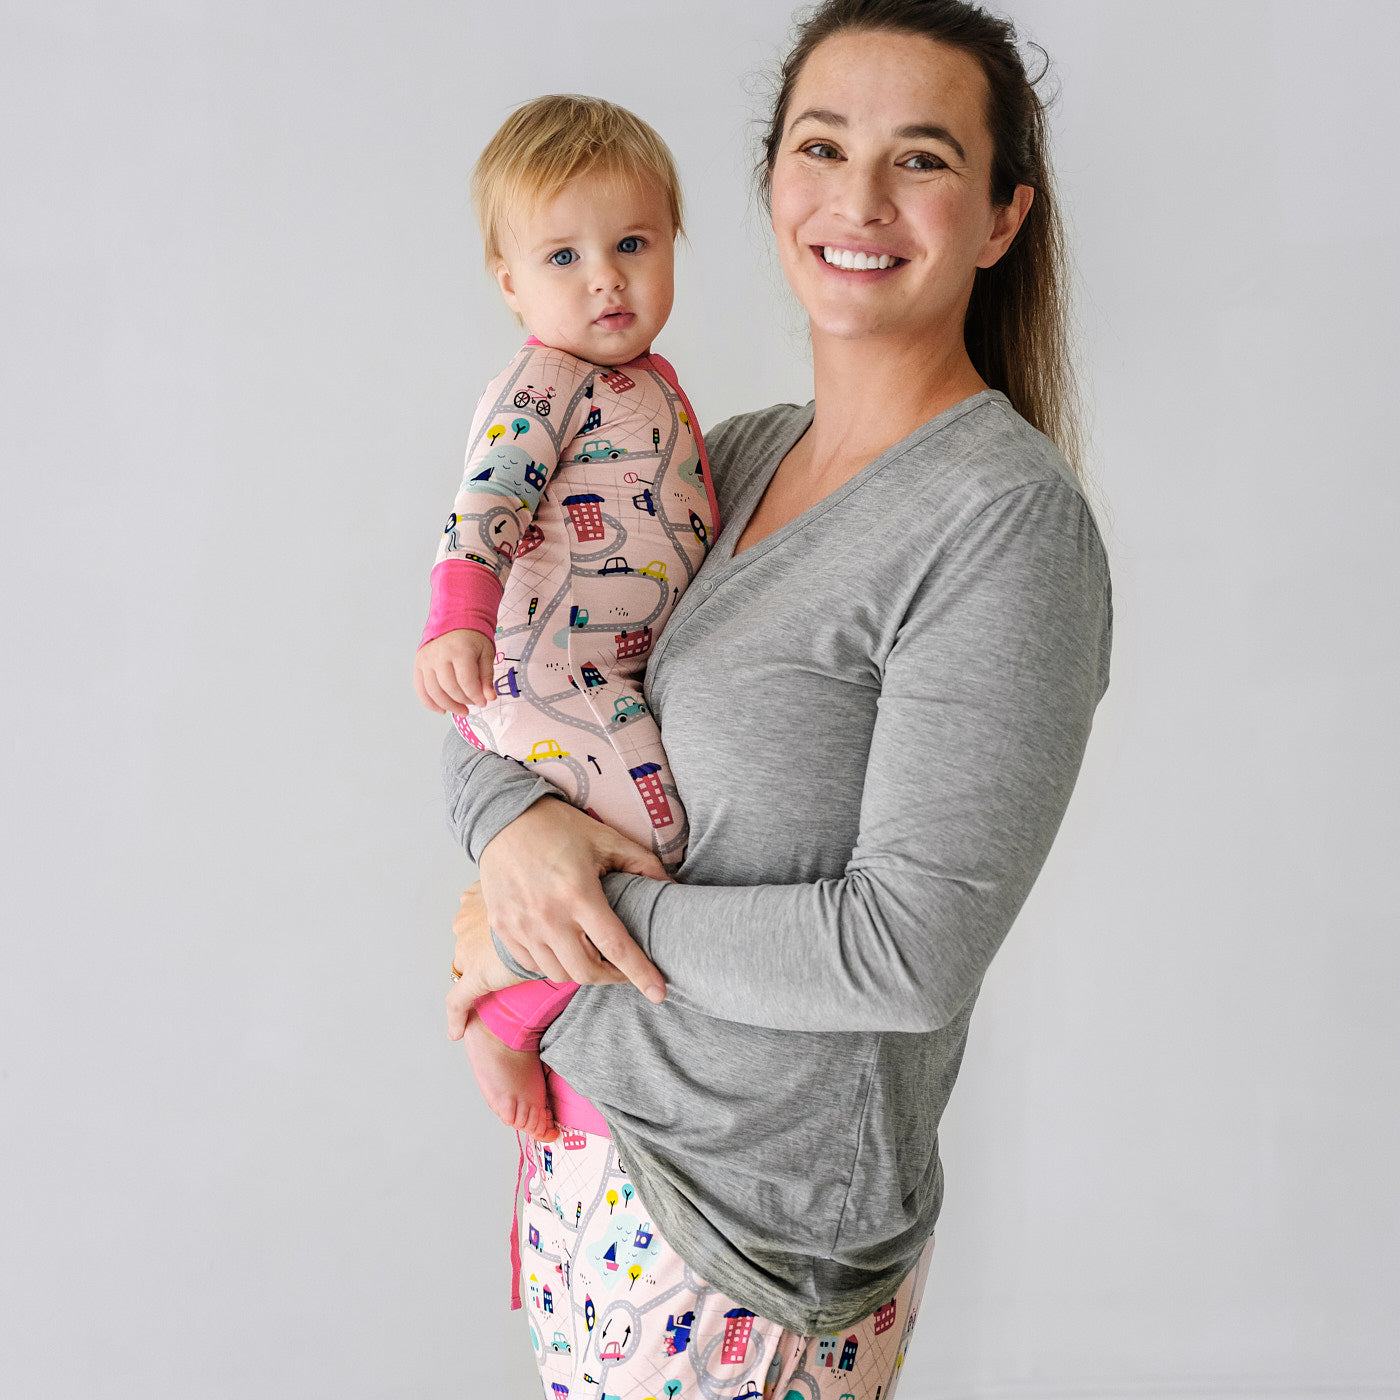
[{"x1": 812, "y1": 244, "x2": 907, "y2": 273}]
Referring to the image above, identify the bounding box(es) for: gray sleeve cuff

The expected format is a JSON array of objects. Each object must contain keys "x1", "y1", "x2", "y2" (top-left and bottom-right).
[
  {"x1": 441, "y1": 727, "x2": 563, "y2": 864},
  {"x1": 491, "y1": 930, "x2": 547, "y2": 981},
  {"x1": 600, "y1": 871, "x2": 667, "y2": 959}
]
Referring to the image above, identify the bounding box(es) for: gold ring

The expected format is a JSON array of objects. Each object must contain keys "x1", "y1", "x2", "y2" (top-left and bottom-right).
[{"x1": 451, "y1": 962, "x2": 463, "y2": 982}]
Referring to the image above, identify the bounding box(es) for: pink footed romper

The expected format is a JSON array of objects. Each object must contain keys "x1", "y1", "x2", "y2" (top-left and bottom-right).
[{"x1": 422, "y1": 337, "x2": 719, "y2": 1067}]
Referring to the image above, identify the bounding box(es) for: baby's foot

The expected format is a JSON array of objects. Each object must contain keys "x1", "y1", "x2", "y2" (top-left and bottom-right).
[{"x1": 462, "y1": 1014, "x2": 558, "y2": 1142}]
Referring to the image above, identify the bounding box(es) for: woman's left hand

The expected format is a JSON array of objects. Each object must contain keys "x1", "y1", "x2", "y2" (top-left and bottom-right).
[{"x1": 445, "y1": 881, "x2": 527, "y2": 1040}]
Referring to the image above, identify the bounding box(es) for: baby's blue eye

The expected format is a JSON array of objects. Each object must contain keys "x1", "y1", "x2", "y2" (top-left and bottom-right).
[
  {"x1": 617, "y1": 236, "x2": 642, "y2": 254},
  {"x1": 549, "y1": 248, "x2": 578, "y2": 266}
]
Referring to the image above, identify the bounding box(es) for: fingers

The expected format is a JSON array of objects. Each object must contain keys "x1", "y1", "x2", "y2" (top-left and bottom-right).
[
  {"x1": 503, "y1": 932, "x2": 571, "y2": 984},
  {"x1": 434, "y1": 662, "x2": 472, "y2": 715},
  {"x1": 451, "y1": 656, "x2": 489, "y2": 710},
  {"x1": 602, "y1": 833, "x2": 672, "y2": 883},
  {"x1": 574, "y1": 893, "x2": 666, "y2": 1004},
  {"x1": 413, "y1": 664, "x2": 445, "y2": 714},
  {"x1": 540, "y1": 928, "x2": 612, "y2": 988},
  {"x1": 446, "y1": 986, "x2": 471, "y2": 1040},
  {"x1": 422, "y1": 666, "x2": 468, "y2": 716},
  {"x1": 476, "y1": 648, "x2": 495, "y2": 707}
]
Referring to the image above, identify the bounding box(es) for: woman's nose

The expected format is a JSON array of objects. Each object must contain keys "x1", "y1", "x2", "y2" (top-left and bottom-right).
[{"x1": 831, "y1": 162, "x2": 896, "y2": 227}]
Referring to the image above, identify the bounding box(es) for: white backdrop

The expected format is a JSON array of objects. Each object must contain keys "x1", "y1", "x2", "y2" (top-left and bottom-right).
[{"x1": 2, "y1": 2, "x2": 1397, "y2": 1397}]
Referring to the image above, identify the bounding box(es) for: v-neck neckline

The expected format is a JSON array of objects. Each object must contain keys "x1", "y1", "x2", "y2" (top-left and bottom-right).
[{"x1": 714, "y1": 389, "x2": 1006, "y2": 574}]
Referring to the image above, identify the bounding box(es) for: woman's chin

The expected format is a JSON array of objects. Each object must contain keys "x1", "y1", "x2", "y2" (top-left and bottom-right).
[{"x1": 806, "y1": 303, "x2": 910, "y2": 343}]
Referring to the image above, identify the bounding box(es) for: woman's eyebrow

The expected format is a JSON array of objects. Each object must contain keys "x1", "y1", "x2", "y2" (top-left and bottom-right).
[
  {"x1": 790, "y1": 109, "x2": 967, "y2": 163},
  {"x1": 894, "y1": 123, "x2": 966, "y2": 162},
  {"x1": 790, "y1": 107, "x2": 847, "y2": 131}
]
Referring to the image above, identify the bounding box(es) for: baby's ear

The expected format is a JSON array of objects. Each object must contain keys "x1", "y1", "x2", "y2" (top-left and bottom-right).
[{"x1": 492, "y1": 258, "x2": 519, "y2": 311}]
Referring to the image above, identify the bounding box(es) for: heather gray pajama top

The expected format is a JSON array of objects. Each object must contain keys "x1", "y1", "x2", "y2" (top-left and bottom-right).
[{"x1": 443, "y1": 389, "x2": 1113, "y2": 1334}]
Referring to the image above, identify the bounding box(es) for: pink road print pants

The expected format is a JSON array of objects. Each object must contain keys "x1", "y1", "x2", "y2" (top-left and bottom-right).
[{"x1": 516, "y1": 1126, "x2": 934, "y2": 1400}]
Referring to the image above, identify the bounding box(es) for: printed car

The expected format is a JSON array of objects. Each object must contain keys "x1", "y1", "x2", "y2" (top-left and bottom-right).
[
  {"x1": 611, "y1": 696, "x2": 647, "y2": 724},
  {"x1": 577, "y1": 438, "x2": 627, "y2": 461}
]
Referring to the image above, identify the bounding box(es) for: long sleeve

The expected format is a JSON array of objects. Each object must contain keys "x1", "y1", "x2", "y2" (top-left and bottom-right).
[
  {"x1": 600, "y1": 480, "x2": 1113, "y2": 1034},
  {"x1": 441, "y1": 725, "x2": 561, "y2": 865},
  {"x1": 422, "y1": 343, "x2": 595, "y2": 646}
]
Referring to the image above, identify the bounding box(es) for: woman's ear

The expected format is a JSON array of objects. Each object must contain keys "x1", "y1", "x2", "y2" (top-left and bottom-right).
[{"x1": 977, "y1": 184, "x2": 1035, "y2": 270}]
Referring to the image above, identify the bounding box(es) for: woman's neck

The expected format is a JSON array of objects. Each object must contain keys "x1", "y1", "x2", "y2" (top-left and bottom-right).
[{"x1": 805, "y1": 323, "x2": 988, "y2": 480}]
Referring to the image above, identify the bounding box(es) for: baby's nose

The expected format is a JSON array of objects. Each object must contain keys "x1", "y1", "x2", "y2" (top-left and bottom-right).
[{"x1": 591, "y1": 259, "x2": 626, "y2": 292}]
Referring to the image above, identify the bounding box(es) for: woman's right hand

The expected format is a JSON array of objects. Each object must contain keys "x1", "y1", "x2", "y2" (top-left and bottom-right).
[{"x1": 477, "y1": 798, "x2": 670, "y2": 1004}]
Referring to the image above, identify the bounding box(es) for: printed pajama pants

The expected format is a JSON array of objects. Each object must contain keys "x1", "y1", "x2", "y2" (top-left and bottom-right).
[{"x1": 516, "y1": 1126, "x2": 934, "y2": 1400}]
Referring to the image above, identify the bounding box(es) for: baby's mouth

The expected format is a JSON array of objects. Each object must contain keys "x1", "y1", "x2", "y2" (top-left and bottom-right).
[{"x1": 595, "y1": 309, "x2": 636, "y2": 330}]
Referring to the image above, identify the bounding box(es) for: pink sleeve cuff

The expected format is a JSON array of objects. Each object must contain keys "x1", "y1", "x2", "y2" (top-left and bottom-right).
[
  {"x1": 475, "y1": 980, "x2": 580, "y2": 1052},
  {"x1": 420, "y1": 558, "x2": 504, "y2": 647}
]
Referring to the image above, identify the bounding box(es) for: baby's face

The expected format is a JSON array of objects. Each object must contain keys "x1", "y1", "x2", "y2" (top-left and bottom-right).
[{"x1": 493, "y1": 175, "x2": 675, "y2": 366}]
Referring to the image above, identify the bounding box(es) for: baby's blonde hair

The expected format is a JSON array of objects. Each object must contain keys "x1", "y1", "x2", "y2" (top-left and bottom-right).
[{"x1": 472, "y1": 94, "x2": 685, "y2": 266}]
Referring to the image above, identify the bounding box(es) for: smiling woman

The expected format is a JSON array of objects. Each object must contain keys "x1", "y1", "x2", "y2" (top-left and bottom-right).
[
  {"x1": 441, "y1": 4, "x2": 1111, "y2": 1397},
  {"x1": 761, "y1": 0, "x2": 1077, "y2": 468}
]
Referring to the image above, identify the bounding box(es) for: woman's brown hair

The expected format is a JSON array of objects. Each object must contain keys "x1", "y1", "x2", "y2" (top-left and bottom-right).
[{"x1": 760, "y1": 0, "x2": 1083, "y2": 474}]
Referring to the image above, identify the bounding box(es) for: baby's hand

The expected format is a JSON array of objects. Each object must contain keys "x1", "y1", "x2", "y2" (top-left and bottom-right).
[{"x1": 414, "y1": 629, "x2": 495, "y2": 714}]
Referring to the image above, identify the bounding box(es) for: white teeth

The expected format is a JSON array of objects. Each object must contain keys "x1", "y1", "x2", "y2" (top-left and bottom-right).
[{"x1": 822, "y1": 245, "x2": 897, "y2": 271}]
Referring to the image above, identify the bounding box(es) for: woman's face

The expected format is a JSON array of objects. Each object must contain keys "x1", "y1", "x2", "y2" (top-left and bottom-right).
[{"x1": 769, "y1": 30, "x2": 1029, "y2": 345}]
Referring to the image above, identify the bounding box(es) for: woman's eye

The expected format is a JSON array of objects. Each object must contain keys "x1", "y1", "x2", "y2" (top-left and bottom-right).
[
  {"x1": 617, "y1": 236, "x2": 643, "y2": 254},
  {"x1": 549, "y1": 248, "x2": 578, "y2": 266},
  {"x1": 801, "y1": 141, "x2": 841, "y2": 160},
  {"x1": 902, "y1": 152, "x2": 948, "y2": 172}
]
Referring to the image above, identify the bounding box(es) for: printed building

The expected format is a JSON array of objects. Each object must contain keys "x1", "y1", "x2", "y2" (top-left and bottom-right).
[
  {"x1": 563, "y1": 493, "x2": 606, "y2": 542},
  {"x1": 721, "y1": 1308, "x2": 755, "y2": 1365},
  {"x1": 517, "y1": 523, "x2": 545, "y2": 558},
  {"x1": 600, "y1": 369, "x2": 636, "y2": 394},
  {"x1": 839, "y1": 1335, "x2": 859, "y2": 1371},
  {"x1": 873, "y1": 1298, "x2": 896, "y2": 1334},
  {"x1": 628, "y1": 763, "x2": 674, "y2": 829},
  {"x1": 615, "y1": 627, "x2": 652, "y2": 660}
]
